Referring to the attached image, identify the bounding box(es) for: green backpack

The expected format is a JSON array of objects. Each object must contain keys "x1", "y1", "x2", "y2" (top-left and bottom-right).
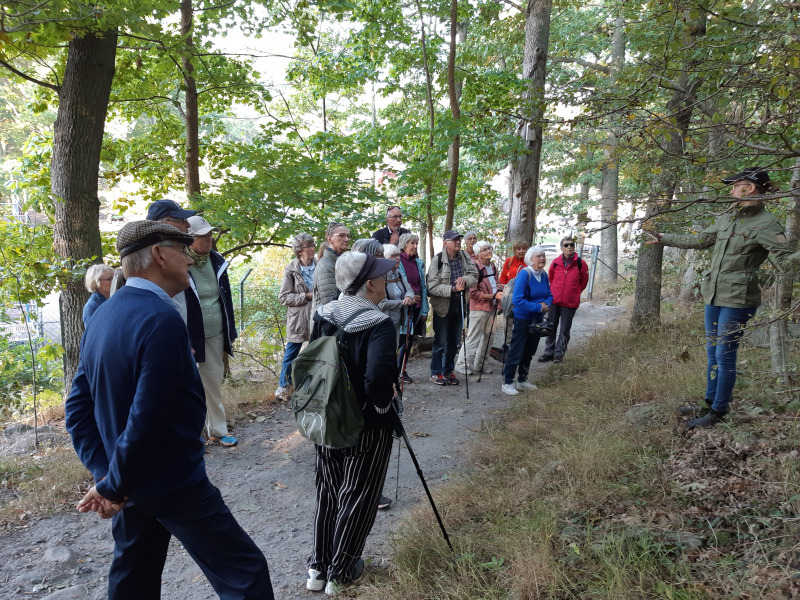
[{"x1": 290, "y1": 309, "x2": 370, "y2": 449}]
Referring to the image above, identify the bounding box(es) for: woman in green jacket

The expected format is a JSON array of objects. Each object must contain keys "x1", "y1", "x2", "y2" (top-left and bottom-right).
[{"x1": 651, "y1": 167, "x2": 792, "y2": 428}]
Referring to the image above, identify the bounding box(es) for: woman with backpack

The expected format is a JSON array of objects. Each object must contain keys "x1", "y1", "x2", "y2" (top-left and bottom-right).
[
  {"x1": 502, "y1": 246, "x2": 552, "y2": 396},
  {"x1": 306, "y1": 251, "x2": 398, "y2": 596},
  {"x1": 456, "y1": 241, "x2": 503, "y2": 375}
]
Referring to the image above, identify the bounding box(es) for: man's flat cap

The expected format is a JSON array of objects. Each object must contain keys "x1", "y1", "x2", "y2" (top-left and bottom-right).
[{"x1": 117, "y1": 220, "x2": 195, "y2": 259}]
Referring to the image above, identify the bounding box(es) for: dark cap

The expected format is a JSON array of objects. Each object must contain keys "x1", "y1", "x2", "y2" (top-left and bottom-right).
[
  {"x1": 146, "y1": 199, "x2": 197, "y2": 221},
  {"x1": 117, "y1": 220, "x2": 195, "y2": 259},
  {"x1": 443, "y1": 229, "x2": 463, "y2": 241},
  {"x1": 344, "y1": 253, "x2": 396, "y2": 294},
  {"x1": 722, "y1": 167, "x2": 770, "y2": 187}
]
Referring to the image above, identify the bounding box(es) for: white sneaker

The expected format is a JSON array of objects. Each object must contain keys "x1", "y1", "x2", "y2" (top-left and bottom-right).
[
  {"x1": 307, "y1": 568, "x2": 325, "y2": 592},
  {"x1": 455, "y1": 365, "x2": 473, "y2": 375},
  {"x1": 275, "y1": 387, "x2": 288, "y2": 400},
  {"x1": 501, "y1": 383, "x2": 519, "y2": 396},
  {"x1": 515, "y1": 381, "x2": 538, "y2": 391},
  {"x1": 325, "y1": 581, "x2": 343, "y2": 596}
]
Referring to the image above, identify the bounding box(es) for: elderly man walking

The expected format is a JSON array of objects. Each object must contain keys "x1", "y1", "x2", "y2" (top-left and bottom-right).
[
  {"x1": 538, "y1": 236, "x2": 588, "y2": 364},
  {"x1": 371, "y1": 206, "x2": 410, "y2": 245},
  {"x1": 426, "y1": 230, "x2": 478, "y2": 386},
  {"x1": 185, "y1": 215, "x2": 239, "y2": 447},
  {"x1": 65, "y1": 221, "x2": 273, "y2": 600}
]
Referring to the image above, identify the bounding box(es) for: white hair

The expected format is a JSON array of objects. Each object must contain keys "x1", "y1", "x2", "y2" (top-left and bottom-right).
[
  {"x1": 398, "y1": 233, "x2": 419, "y2": 252},
  {"x1": 464, "y1": 230, "x2": 477, "y2": 240},
  {"x1": 292, "y1": 232, "x2": 315, "y2": 256},
  {"x1": 335, "y1": 251, "x2": 369, "y2": 297},
  {"x1": 524, "y1": 246, "x2": 546, "y2": 266},
  {"x1": 84, "y1": 264, "x2": 114, "y2": 293},
  {"x1": 382, "y1": 244, "x2": 400, "y2": 258},
  {"x1": 121, "y1": 246, "x2": 154, "y2": 279},
  {"x1": 473, "y1": 240, "x2": 491, "y2": 255}
]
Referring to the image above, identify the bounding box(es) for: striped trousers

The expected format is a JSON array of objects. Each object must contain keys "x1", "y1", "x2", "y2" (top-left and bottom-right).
[{"x1": 308, "y1": 427, "x2": 394, "y2": 582}]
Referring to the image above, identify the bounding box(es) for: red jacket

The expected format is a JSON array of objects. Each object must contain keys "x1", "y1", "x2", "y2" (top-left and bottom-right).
[
  {"x1": 499, "y1": 256, "x2": 526, "y2": 285},
  {"x1": 548, "y1": 254, "x2": 588, "y2": 308}
]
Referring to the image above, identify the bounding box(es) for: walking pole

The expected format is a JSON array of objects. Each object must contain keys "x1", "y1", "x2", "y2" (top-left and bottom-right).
[
  {"x1": 395, "y1": 309, "x2": 414, "y2": 501},
  {"x1": 392, "y1": 404, "x2": 454, "y2": 552},
  {"x1": 476, "y1": 300, "x2": 498, "y2": 383},
  {"x1": 459, "y1": 290, "x2": 469, "y2": 400},
  {"x1": 501, "y1": 313, "x2": 510, "y2": 365}
]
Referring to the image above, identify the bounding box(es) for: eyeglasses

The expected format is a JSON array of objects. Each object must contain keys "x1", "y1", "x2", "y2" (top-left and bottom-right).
[
  {"x1": 300, "y1": 245, "x2": 315, "y2": 250},
  {"x1": 332, "y1": 233, "x2": 350, "y2": 239},
  {"x1": 159, "y1": 243, "x2": 189, "y2": 255},
  {"x1": 163, "y1": 217, "x2": 188, "y2": 226},
  {"x1": 562, "y1": 243, "x2": 575, "y2": 248},
  {"x1": 99, "y1": 277, "x2": 113, "y2": 282},
  {"x1": 387, "y1": 214, "x2": 402, "y2": 220}
]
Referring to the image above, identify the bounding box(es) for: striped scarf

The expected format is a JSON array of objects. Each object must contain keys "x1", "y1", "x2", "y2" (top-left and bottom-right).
[{"x1": 318, "y1": 295, "x2": 390, "y2": 333}]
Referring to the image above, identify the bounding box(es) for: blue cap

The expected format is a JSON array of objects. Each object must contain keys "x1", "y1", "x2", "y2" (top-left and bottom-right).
[{"x1": 146, "y1": 199, "x2": 197, "y2": 221}]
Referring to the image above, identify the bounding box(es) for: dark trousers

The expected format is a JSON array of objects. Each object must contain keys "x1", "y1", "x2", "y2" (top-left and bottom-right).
[
  {"x1": 542, "y1": 305, "x2": 578, "y2": 359},
  {"x1": 503, "y1": 316, "x2": 542, "y2": 384},
  {"x1": 309, "y1": 427, "x2": 394, "y2": 583},
  {"x1": 397, "y1": 305, "x2": 422, "y2": 372},
  {"x1": 108, "y1": 478, "x2": 273, "y2": 600},
  {"x1": 430, "y1": 295, "x2": 464, "y2": 376}
]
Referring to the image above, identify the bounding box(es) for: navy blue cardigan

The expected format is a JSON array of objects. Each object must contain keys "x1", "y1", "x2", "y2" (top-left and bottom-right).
[{"x1": 66, "y1": 287, "x2": 207, "y2": 508}]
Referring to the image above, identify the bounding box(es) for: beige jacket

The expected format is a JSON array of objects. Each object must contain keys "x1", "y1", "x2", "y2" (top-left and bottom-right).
[
  {"x1": 426, "y1": 249, "x2": 478, "y2": 317},
  {"x1": 279, "y1": 258, "x2": 316, "y2": 343}
]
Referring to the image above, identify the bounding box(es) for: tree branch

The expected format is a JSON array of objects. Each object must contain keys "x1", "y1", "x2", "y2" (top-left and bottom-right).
[
  {"x1": 550, "y1": 56, "x2": 611, "y2": 74},
  {"x1": 0, "y1": 58, "x2": 59, "y2": 92},
  {"x1": 221, "y1": 241, "x2": 290, "y2": 257}
]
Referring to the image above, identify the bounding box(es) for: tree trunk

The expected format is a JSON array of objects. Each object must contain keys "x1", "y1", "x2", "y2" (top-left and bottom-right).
[
  {"x1": 51, "y1": 30, "x2": 118, "y2": 390},
  {"x1": 598, "y1": 15, "x2": 625, "y2": 282},
  {"x1": 444, "y1": 0, "x2": 461, "y2": 232},
  {"x1": 181, "y1": 0, "x2": 201, "y2": 198},
  {"x1": 507, "y1": 0, "x2": 552, "y2": 245}
]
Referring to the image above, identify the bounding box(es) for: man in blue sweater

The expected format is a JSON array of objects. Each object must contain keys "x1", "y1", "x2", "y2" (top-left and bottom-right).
[{"x1": 65, "y1": 220, "x2": 273, "y2": 600}]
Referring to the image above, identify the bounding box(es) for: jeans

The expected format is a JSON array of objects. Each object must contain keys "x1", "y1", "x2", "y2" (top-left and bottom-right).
[
  {"x1": 503, "y1": 315, "x2": 542, "y2": 384},
  {"x1": 430, "y1": 296, "x2": 464, "y2": 376},
  {"x1": 542, "y1": 305, "x2": 577, "y2": 359},
  {"x1": 704, "y1": 304, "x2": 756, "y2": 414},
  {"x1": 279, "y1": 341, "x2": 304, "y2": 388}
]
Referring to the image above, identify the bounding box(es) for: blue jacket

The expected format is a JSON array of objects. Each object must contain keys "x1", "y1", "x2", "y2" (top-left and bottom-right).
[
  {"x1": 397, "y1": 257, "x2": 428, "y2": 334},
  {"x1": 65, "y1": 286, "x2": 207, "y2": 509},
  {"x1": 185, "y1": 250, "x2": 238, "y2": 363},
  {"x1": 511, "y1": 268, "x2": 553, "y2": 321},
  {"x1": 82, "y1": 292, "x2": 106, "y2": 326}
]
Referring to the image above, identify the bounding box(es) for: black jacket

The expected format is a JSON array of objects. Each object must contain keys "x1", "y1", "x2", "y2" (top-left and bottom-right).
[
  {"x1": 185, "y1": 250, "x2": 238, "y2": 363},
  {"x1": 371, "y1": 226, "x2": 411, "y2": 245},
  {"x1": 312, "y1": 311, "x2": 397, "y2": 431}
]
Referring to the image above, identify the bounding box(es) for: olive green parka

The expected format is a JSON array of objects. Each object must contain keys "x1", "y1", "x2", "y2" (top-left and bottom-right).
[{"x1": 661, "y1": 204, "x2": 791, "y2": 308}]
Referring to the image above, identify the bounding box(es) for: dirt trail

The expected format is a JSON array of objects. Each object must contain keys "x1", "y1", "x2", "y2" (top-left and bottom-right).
[{"x1": 0, "y1": 302, "x2": 624, "y2": 599}]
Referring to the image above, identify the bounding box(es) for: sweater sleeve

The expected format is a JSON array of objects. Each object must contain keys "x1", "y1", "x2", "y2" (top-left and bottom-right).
[
  {"x1": 65, "y1": 360, "x2": 109, "y2": 484},
  {"x1": 95, "y1": 322, "x2": 196, "y2": 502}
]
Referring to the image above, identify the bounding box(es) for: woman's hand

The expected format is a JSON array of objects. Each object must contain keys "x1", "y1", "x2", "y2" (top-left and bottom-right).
[
  {"x1": 541, "y1": 302, "x2": 549, "y2": 313},
  {"x1": 402, "y1": 297, "x2": 414, "y2": 306}
]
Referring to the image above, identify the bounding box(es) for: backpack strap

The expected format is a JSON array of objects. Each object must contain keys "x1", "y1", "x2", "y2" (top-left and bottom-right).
[{"x1": 330, "y1": 308, "x2": 373, "y2": 340}]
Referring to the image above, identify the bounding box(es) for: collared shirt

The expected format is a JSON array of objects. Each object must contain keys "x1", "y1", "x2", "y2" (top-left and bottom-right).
[
  {"x1": 125, "y1": 277, "x2": 177, "y2": 310},
  {"x1": 300, "y1": 264, "x2": 315, "y2": 292},
  {"x1": 448, "y1": 251, "x2": 464, "y2": 286}
]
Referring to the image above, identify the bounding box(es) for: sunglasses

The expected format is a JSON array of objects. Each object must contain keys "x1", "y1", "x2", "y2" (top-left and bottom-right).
[{"x1": 562, "y1": 243, "x2": 575, "y2": 248}]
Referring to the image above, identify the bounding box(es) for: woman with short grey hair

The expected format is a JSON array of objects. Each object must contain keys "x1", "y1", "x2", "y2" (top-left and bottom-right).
[
  {"x1": 276, "y1": 232, "x2": 317, "y2": 400},
  {"x1": 501, "y1": 246, "x2": 552, "y2": 396},
  {"x1": 350, "y1": 238, "x2": 384, "y2": 258},
  {"x1": 396, "y1": 233, "x2": 428, "y2": 384},
  {"x1": 307, "y1": 251, "x2": 399, "y2": 595},
  {"x1": 312, "y1": 222, "x2": 349, "y2": 312},
  {"x1": 380, "y1": 244, "x2": 414, "y2": 338},
  {"x1": 464, "y1": 231, "x2": 478, "y2": 259},
  {"x1": 83, "y1": 264, "x2": 114, "y2": 325}
]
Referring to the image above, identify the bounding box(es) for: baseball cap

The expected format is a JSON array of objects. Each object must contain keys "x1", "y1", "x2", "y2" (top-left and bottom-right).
[
  {"x1": 442, "y1": 230, "x2": 463, "y2": 241},
  {"x1": 187, "y1": 216, "x2": 220, "y2": 236},
  {"x1": 146, "y1": 199, "x2": 197, "y2": 221},
  {"x1": 721, "y1": 167, "x2": 770, "y2": 187},
  {"x1": 116, "y1": 220, "x2": 195, "y2": 259}
]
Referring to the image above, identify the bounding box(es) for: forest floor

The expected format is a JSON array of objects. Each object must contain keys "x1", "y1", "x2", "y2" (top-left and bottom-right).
[{"x1": 0, "y1": 301, "x2": 625, "y2": 599}]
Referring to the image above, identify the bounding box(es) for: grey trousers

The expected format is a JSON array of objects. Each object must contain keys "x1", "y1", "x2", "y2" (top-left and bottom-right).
[{"x1": 543, "y1": 305, "x2": 578, "y2": 359}]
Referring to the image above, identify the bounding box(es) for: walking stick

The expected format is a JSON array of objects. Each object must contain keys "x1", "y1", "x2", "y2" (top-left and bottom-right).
[
  {"x1": 395, "y1": 309, "x2": 414, "y2": 501},
  {"x1": 476, "y1": 300, "x2": 498, "y2": 383},
  {"x1": 392, "y1": 404, "x2": 454, "y2": 552},
  {"x1": 459, "y1": 290, "x2": 469, "y2": 400},
  {"x1": 502, "y1": 312, "x2": 510, "y2": 365}
]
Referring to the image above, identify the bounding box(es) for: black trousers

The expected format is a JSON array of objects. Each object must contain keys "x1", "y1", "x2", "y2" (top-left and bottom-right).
[
  {"x1": 309, "y1": 427, "x2": 394, "y2": 583},
  {"x1": 543, "y1": 305, "x2": 578, "y2": 359},
  {"x1": 108, "y1": 478, "x2": 273, "y2": 600}
]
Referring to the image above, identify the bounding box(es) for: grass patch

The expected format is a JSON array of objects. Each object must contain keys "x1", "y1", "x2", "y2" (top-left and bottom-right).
[{"x1": 359, "y1": 305, "x2": 800, "y2": 599}]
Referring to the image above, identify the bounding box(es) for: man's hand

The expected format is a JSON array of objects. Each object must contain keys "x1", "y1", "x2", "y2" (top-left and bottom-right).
[
  {"x1": 77, "y1": 486, "x2": 127, "y2": 519},
  {"x1": 389, "y1": 229, "x2": 400, "y2": 245},
  {"x1": 454, "y1": 277, "x2": 466, "y2": 291}
]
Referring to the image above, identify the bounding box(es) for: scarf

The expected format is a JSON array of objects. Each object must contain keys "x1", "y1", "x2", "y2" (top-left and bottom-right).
[
  {"x1": 187, "y1": 247, "x2": 209, "y2": 268},
  {"x1": 318, "y1": 295, "x2": 390, "y2": 333}
]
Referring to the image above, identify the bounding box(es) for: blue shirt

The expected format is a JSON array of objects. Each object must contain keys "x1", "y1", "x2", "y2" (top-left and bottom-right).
[{"x1": 511, "y1": 268, "x2": 553, "y2": 320}]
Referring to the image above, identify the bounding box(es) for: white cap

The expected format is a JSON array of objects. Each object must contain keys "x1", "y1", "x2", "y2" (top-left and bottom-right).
[{"x1": 187, "y1": 215, "x2": 219, "y2": 236}]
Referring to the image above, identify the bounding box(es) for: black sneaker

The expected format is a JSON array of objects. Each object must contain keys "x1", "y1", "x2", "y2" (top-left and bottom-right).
[
  {"x1": 378, "y1": 495, "x2": 392, "y2": 510},
  {"x1": 677, "y1": 400, "x2": 712, "y2": 416},
  {"x1": 446, "y1": 373, "x2": 459, "y2": 385},
  {"x1": 686, "y1": 410, "x2": 726, "y2": 429},
  {"x1": 537, "y1": 355, "x2": 554, "y2": 363},
  {"x1": 430, "y1": 374, "x2": 447, "y2": 386},
  {"x1": 402, "y1": 372, "x2": 413, "y2": 384},
  {"x1": 552, "y1": 356, "x2": 563, "y2": 364}
]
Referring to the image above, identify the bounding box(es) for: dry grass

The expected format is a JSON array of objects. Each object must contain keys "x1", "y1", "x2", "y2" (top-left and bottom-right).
[{"x1": 358, "y1": 302, "x2": 800, "y2": 599}]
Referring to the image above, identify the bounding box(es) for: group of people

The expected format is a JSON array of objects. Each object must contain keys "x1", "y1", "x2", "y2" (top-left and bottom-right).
[{"x1": 64, "y1": 166, "x2": 799, "y2": 599}]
